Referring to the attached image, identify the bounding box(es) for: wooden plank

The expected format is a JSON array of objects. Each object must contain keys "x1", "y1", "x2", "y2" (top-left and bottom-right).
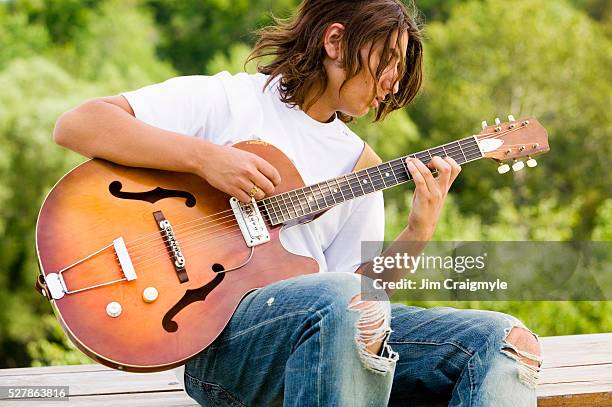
[
  {"x1": 540, "y1": 334, "x2": 612, "y2": 369},
  {"x1": 0, "y1": 365, "x2": 182, "y2": 397},
  {"x1": 0, "y1": 334, "x2": 610, "y2": 406},
  {"x1": 538, "y1": 365, "x2": 612, "y2": 396},
  {"x1": 0, "y1": 364, "x2": 107, "y2": 376},
  {"x1": 538, "y1": 392, "x2": 612, "y2": 407},
  {"x1": 0, "y1": 392, "x2": 198, "y2": 407}
]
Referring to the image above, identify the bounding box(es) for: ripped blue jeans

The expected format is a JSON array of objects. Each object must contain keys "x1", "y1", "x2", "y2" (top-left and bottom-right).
[{"x1": 184, "y1": 272, "x2": 542, "y2": 406}]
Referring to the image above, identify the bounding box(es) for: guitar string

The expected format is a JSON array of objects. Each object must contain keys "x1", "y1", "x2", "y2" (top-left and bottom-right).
[
  {"x1": 124, "y1": 141, "x2": 481, "y2": 255},
  {"x1": 66, "y1": 126, "x2": 531, "y2": 275},
  {"x1": 123, "y1": 144, "x2": 482, "y2": 261},
  {"x1": 129, "y1": 150, "x2": 487, "y2": 272},
  {"x1": 117, "y1": 146, "x2": 485, "y2": 268},
  {"x1": 115, "y1": 134, "x2": 494, "y2": 248},
  {"x1": 119, "y1": 148, "x2": 486, "y2": 269},
  {"x1": 114, "y1": 127, "x2": 514, "y2": 251}
]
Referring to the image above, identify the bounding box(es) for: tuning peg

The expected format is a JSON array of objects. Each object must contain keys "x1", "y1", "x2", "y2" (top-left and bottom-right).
[
  {"x1": 526, "y1": 157, "x2": 538, "y2": 167},
  {"x1": 508, "y1": 115, "x2": 516, "y2": 122},
  {"x1": 497, "y1": 163, "x2": 510, "y2": 174},
  {"x1": 481, "y1": 121, "x2": 488, "y2": 130},
  {"x1": 495, "y1": 117, "x2": 501, "y2": 125},
  {"x1": 512, "y1": 159, "x2": 525, "y2": 172}
]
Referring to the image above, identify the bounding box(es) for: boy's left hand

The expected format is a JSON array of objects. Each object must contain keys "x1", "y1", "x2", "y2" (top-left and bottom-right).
[{"x1": 404, "y1": 156, "x2": 461, "y2": 241}]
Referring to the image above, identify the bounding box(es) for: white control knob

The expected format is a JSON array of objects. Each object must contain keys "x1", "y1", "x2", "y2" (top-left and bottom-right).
[
  {"x1": 495, "y1": 117, "x2": 501, "y2": 125},
  {"x1": 106, "y1": 302, "x2": 122, "y2": 318},
  {"x1": 143, "y1": 287, "x2": 159, "y2": 303},
  {"x1": 526, "y1": 157, "x2": 538, "y2": 167}
]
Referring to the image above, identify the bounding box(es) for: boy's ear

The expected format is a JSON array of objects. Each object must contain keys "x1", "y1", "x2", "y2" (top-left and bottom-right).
[{"x1": 323, "y1": 23, "x2": 345, "y2": 61}]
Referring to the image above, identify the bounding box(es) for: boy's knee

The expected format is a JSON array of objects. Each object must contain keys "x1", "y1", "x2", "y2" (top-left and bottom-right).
[
  {"x1": 504, "y1": 326, "x2": 542, "y2": 368},
  {"x1": 348, "y1": 293, "x2": 398, "y2": 374}
]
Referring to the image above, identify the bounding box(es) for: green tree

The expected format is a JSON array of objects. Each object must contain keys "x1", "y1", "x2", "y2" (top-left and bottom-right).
[
  {"x1": 147, "y1": 0, "x2": 299, "y2": 74},
  {"x1": 409, "y1": 0, "x2": 611, "y2": 240},
  {"x1": 0, "y1": 1, "x2": 174, "y2": 368}
]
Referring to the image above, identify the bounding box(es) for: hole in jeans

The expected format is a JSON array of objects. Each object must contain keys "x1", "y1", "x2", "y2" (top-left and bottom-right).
[
  {"x1": 500, "y1": 326, "x2": 543, "y2": 388},
  {"x1": 348, "y1": 294, "x2": 398, "y2": 375}
]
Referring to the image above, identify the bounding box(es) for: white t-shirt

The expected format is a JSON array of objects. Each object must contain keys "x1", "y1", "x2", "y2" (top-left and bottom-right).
[{"x1": 121, "y1": 71, "x2": 385, "y2": 389}]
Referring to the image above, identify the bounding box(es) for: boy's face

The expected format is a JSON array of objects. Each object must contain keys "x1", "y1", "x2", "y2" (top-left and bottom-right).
[{"x1": 333, "y1": 29, "x2": 408, "y2": 118}]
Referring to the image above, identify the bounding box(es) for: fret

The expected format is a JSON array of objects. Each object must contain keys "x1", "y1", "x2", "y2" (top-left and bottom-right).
[
  {"x1": 376, "y1": 165, "x2": 388, "y2": 188},
  {"x1": 349, "y1": 173, "x2": 365, "y2": 197},
  {"x1": 397, "y1": 158, "x2": 411, "y2": 182},
  {"x1": 369, "y1": 166, "x2": 385, "y2": 191},
  {"x1": 290, "y1": 190, "x2": 306, "y2": 217},
  {"x1": 325, "y1": 181, "x2": 339, "y2": 204},
  {"x1": 344, "y1": 174, "x2": 358, "y2": 198},
  {"x1": 298, "y1": 189, "x2": 310, "y2": 215},
  {"x1": 420, "y1": 151, "x2": 432, "y2": 164},
  {"x1": 426, "y1": 149, "x2": 433, "y2": 163},
  {"x1": 354, "y1": 172, "x2": 367, "y2": 196},
  {"x1": 430, "y1": 146, "x2": 445, "y2": 157},
  {"x1": 452, "y1": 145, "x2": 466, "y2": 162},
  {"x1": 334, "y1": 179, "x2": 346, "y2": 201},
  {"x1": 383, "y1": 161, "x2": 399, "y2": 185},
  {"x1": 289, "y1": 192, "x2": 300, "y2": 219},
  {"x1": 364, "y1": 169, "x2": 376, "y2": 194},
  {"x1": 447, "y1": 144, "x2": 462, "y2": 162},
  {"x1": 271, "y1": 195, "x2": 287, "y2": 223},
  {"x1": 454, "y1": 141, "x2": 467, "y2": 164},
  {"x1": 262, "y1": 200, "x2": 277, "y2": 224},
  {"x1": 314, "y1": 184, "x2": 327, "y2": 208},
  {"x1": 289, "y1": 189, "x2": 306, "y2": 216},
  {"x1": 465, "y1": 137, "x2": 483, "y2": 160},
  {"x1": 308, "y1": 185, "x2": 323, "y2": 210},
  {"x1": 316, "y1": 183, "x2": 330, "y2": 207},
  {"x1": 300, "y1": 187, "x2": 315, "y2": 212},
  {"x1": 278, "y1": 193, "x2": 293, "y2": 221},
  {"x1": 283, "y1": 192, "x2": 298, "y2": 219},
  {"x1": 339, "y1": 176, "x2": 354, "y2": 199},
  {"x1": 266, "y1": 196, "x2": 277, "y2": 223}
]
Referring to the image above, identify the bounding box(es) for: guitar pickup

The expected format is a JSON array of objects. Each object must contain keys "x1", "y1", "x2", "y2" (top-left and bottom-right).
[{"x1": 230, "y1": 197, "x2": 270, "y2": 247}]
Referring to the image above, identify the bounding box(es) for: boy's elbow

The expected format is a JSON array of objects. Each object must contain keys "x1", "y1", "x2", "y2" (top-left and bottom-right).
[
  {"x1": 52, "y1": 110, "x2": 76, "y2": 147},
  {"x1": 52, "y1": 100, "x2": 99, "y2": 148}
]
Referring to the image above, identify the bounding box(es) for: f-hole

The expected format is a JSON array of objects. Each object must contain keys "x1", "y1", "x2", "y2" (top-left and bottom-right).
[{"x1": 212, "y1": 263, "x2": 225, "y2": 273}]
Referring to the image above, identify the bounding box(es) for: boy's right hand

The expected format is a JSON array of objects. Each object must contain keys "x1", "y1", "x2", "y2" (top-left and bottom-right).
[{"x1": 196, "y1": 143, "x2": 282, "y2": 204}]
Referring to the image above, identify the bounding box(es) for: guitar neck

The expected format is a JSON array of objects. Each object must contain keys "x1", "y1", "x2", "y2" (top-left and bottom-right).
[{"x1": 260, "y1": 136, "x2": 483, "y2": 225}]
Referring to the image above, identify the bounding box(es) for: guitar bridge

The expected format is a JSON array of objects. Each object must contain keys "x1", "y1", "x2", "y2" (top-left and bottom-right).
[{"x1": 230, "y1": 197, "x2": 270, "y2": 247}]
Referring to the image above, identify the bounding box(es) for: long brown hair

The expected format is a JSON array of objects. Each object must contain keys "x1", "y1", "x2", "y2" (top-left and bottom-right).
[{"x1": 246, "y1": 0, "x2": 423, "y2": 122}]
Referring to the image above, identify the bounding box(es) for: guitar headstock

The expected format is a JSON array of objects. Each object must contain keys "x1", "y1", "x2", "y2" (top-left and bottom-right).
[{"x1": 475, "y1": 116, "x2": 549, "y2": 173}]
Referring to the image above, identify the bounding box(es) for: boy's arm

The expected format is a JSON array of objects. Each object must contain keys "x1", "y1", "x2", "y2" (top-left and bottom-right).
[
  {"x1": 53, "y1": 95, "x2": 210, "y2": 176},
  {"x1": 52, "y1": 94, "x2": 280, "y2": 203}
]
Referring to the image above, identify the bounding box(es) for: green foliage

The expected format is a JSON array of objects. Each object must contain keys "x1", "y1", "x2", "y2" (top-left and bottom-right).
[
  {"x1": 0, "y1": 0, "x2": 175, "y2": 368},
  {"x1": 147, "y1": 0, "x2": 299, "y2": 74},
  {"x1": 0, "y1": 0, "x2": 609, "y2": 369},
  {"x1": 27, "y1": 316, "x2": 92, "y2": 367},
  {"x1": 399, "y1": 300, "x2": 612, "y2": 337},
  {"x1": 0, "y1": 10, "x2": 50, "y2": 71},
  {"x1": 206, "y1": 43, "x2": 259, "y2": 75},
  {"x1": 410, "y1": 0, "x2": 611, "y2": 239},
  {"x1": 593, "y1": 199, "x2": 612, "y2": 240}
]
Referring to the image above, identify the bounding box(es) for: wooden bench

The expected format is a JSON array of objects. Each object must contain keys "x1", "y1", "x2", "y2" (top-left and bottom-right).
[{"x1": 1, "y1": 333, "x2": 610, "y2": 406}]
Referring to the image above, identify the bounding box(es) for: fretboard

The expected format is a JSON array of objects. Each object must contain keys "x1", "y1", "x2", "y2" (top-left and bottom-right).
[{"x1": 259, "y1": 136, "x2": 482, "y2": 225}]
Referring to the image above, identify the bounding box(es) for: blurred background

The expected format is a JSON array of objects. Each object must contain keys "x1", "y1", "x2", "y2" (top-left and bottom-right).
[{"x1": 0, "y1": 0, "x2": 609, "y2": 368}]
